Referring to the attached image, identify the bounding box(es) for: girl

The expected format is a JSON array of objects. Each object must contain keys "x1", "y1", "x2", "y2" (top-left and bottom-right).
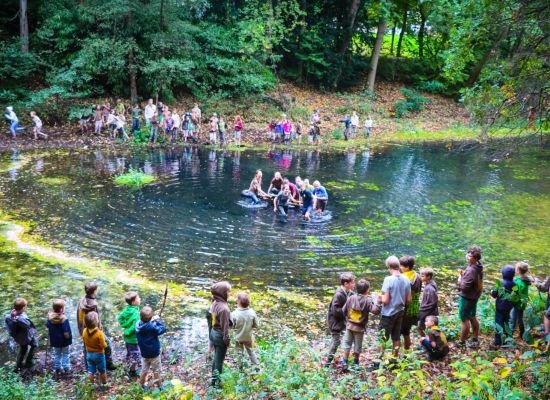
[
  {"x1": 30, "y1": 111, "x2": 48, "y2": 140},
  {"x1": 234, "y1": 116, "x2": 243, "y2": 147}
]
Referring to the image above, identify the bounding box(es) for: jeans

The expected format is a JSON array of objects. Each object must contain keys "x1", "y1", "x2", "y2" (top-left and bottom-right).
[
  {"x1": 171, "y1": 128, "x2": 179, "y2": 142},
  {"x1": 132, "y1": 118, "x2": 139, "y2": 133},
  {"x1": 10, "y1": 121, "x2": 19, "y2": 137},
  {"x1": 210, "y1": 329, "x2": 228, "y2": 386},
  {"x1": 94, "y1": 120, "x2": 103, "y2": 135},
  {"x1": 510, "y1": 308, "x2": 525, "y2": 338},
  {"x1": 83, "y1": 337, "x2": 114, "y2": 366},
  {"x1": 420, "y1": 338, "x2": 446, "y2": 360},
  {"x1": 344, "y1": 127, "x2": 350, "y2": 140},
  {"x1": 494, "y1": 309, "x2": 511, "y2": 346},
  {"x1": 86, "y1": 351, "x2": 106, "y2": 374},
  {"x1": 277, "y1": 204, "x2": 288, "y2": 216},
  {"x1": 52, "y1": 346, "x2": 71, "y2": 371},
  {"x1": 16, "y1": 337, "x2": 37, "y2": 369},
  {"x1": 150, "y1": 127, "x2": 159, "y2": 143}
]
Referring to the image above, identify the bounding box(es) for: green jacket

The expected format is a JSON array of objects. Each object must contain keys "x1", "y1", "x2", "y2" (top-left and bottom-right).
[
  {"x1": 118, "y1": 305, "x2": 140, "y2": 344},
  {"x1": 513, "y1": 276, "x2": 531, "y2": 311}
]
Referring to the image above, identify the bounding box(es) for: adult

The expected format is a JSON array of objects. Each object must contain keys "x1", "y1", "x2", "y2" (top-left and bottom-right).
[
  {"x1": 325, "y1": 273, "x2": 355, "y2": 367},
  {"x1": 378, "y1": 256, "x2": 412, "y2": 358},
  {"x1": 350, "y1": 111, "x2": 359, "y2": 138},
  {"x1": 144, "y1": 99, "x2": 156, "y2": 125},
  {"x1": 267, "y1": 172, "x2": 284, "y2": 195},
  {"x1": 4, "y1": 106, "x2": 20, "y2": 138},
  {"x1": 457, "y1": 245, "x2": 484, "y2": 348},
  {"x1": 312, "y1": 180, "x2": 328, "y2": 213},
  {"x1": 191, "y1": 103, "x2": 202, "y2": 131}
]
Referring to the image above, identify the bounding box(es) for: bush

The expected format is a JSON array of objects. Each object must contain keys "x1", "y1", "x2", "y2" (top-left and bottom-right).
[
  {"x1": 416, "y1": 80, "x2": 447, "y2": 94},
  {"x1": 0, "y1": 369, "x2": 59, "y2": 400},
  {"x1": 394, "y1": 88, "x2": 429, "y2": 118}
]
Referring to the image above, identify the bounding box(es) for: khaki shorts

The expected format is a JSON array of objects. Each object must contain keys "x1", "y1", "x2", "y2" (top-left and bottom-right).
[{"x1": 141, "y1": 355, "x2": 161, "y2": 373}]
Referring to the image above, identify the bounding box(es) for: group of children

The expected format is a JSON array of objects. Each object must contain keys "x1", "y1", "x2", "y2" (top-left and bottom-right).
[
  {"x1": 267, "y1": 109, "x2": 323, "y2": 145},
  {"x1": 4, "y1": 248, "x2": 549, "y2": 391},
  {"x1": 246, "y1": 169, "x2": 329, "y2": 220},
  {"x1": 339, "y1": 111, "x2": 374, "y2": 140},
  {"x1": 4, "y1": 106, "x2": 49, "y2": 140}
]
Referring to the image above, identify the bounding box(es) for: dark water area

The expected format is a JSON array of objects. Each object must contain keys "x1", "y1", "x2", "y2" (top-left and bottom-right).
[{"x1": 1, "y1": 144, "x2": 549, "y2": 295}]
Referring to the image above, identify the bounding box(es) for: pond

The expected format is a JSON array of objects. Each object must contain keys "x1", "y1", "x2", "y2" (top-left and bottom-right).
[{"x1": 1, "y1": 143, "x2": 549, "y2": 298}]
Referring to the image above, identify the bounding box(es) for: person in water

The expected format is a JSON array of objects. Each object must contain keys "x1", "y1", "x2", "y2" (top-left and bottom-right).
[
  {"x1": 299, "y1": 180, "x2": 314, "y2": 221},
  {"x1": 312, "y1": 180, "x2": 328, "y2": 213},
  {"x1": 274, "y1": 184, "x2": 291, "y2": 216},
  {"x1": 267, "y1": 172, "x2": 284, "y2": 195},
  {"x1": 284, "y1": 178, "x2": 300, "y2": 205},
  {"x1": 247, "y1": 170, "x2": 268, "y2": 204}
]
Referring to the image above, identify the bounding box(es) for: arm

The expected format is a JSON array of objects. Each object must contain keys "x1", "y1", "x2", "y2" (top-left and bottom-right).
[
  {"x1": 273, "y1": 195, "x2": 278, "y2": 211},
  {"x1": 252, "y1": 311, "x2": 259, "y2": 329},
  {"x1": 154, "y1": 319, "x2": 167, "y2": 335},
  {"x1": 219, "y1": 309, "x2": 231, "y2": 345},
  {"x1": 332, "y1": 291, "x2": 347, "y2": 320}
]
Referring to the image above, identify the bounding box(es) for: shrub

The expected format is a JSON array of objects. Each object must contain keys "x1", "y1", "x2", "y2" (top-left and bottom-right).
[
  {"x1": 416, "y1": 80, "x2": 446, "y2": 94},
  {"x1": 394, "y1": 88, "x2": 429, "y2": 118},
  {"x1": 0, "y1": 369, "x2": 59, "y2": 400}
]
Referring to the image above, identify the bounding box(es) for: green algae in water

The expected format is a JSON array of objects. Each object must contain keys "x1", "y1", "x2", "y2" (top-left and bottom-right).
[
  {"x1": 114, "y1": 168, "x2": 155, "y2": 187},
  {"x1": 38, "y1": 177, "x2": 72, "y2": 185}
]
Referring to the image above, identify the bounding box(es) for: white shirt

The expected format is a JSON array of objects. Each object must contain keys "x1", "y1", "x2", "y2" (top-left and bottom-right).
[
  {"x1": 172, "y1": 113, "x2": 181, "y2": 128},
  {"x1": 365, "y1": 118, "x2": 373, "y2": 128},
  {"x1": 144, "y1": 104, "x2": 156, "y2": 120},
  {"x1": 192, "y1": 106, "x2": 201, "y2": 119},
  {"x1": 107, "y1": 114, "x2": 117, "y2": 125},
  {"x1": 115, "y1": 115, "x2": 125, "y2": 129},
  {"x1": 6, "y1": 111, "x2": 18, "y2": 123},
  {"x1": 350, "y1": 114, "x2": 359, "y2": 126},
  {"x1": 32, "y1": 115, "x2": 42, "y2": 128}
]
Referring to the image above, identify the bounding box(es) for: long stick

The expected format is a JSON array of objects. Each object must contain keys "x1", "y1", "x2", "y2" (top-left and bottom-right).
[{"x1": 159, "y1": 283, "x2": 168, "y2": 318}]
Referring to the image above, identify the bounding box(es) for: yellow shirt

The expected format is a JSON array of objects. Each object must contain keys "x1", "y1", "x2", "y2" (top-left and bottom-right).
[{"x1": 83, "y1": 327, "x2": 107, "y2": 353}]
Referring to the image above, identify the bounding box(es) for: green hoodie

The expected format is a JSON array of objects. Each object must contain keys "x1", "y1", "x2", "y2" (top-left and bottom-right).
[{"x1": 118, "y1": 305, "x2": 140, "y2": 344}]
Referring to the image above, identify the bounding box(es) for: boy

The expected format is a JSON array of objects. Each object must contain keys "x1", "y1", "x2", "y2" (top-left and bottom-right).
[
  {"x1": 218, "y1": 116, "x2": 226, "y2": 145},
  {"x1": 325, "y1": 273, "x2": 355, "y2": 367},
  {"x1": 30, "y1": 111, "x2": 48, "y2": 140},
  {"x1": 339, "y1": 114, "x2": 351, "y2": 141},
  {"x1": 172, "y1": 109, "x2": 181, "y2": 143},
  {"x1": 5, "y1": 106, "x2": 21, "y2": 138},
  {"x1": 76, "y1": 281, "x2": 116, "y2": 370},
  {"x1": 341, "y1": 279, "x2": 380, "y2": 368},
  {"x1": 420, "y1": 316, "x2": 449, "y2": 361},
  {"x1": 46, "y1": 299, "x2": 72, "y2": 375},
  {"x1": 490, "y1": 265, "x2": 517, "y2": 347},
  {"x1": 118, "y1": 291, "x2": 141, "y2": 376},
  {"x1": 457, "y1": 245, "x2": 484, "y2": 347},
  {"x1": 149, "y1": 112, "x2": 159, "y2": 144},
  {"x1": 399, "y1": 255, "x2": 422, "y2": 350},
  {"x1": 273, "y1": 184, "x2": 292, "y2": 217},
  {"x1": 418, "y1": 268, "x2": 438, "y2": 337},
  {"x1": 136, "y1": 306, "x2": 166, "y2": 390},
  {"x1": 5, "y1": 298, "x2": 37, "y2": 371},
  {"x1": 231, "y1": 292, "x2": 260, "y2": 369},
  {"x1": 299, "y1": 180, "x2": 314, "y2": 221},
  {"x1": 510, "y1": 262, "x2": 531, "y2": 339},
  {"x1": 209, "y1": 281, "x2": 232, "y2": 386},
  {"x1": 94, "y1": 105, "x2": 103, "y2": 135},
  {"x1": 83, "y1": 311, "x2": 108, "y2": 389},
  {"x1": 131, "y1": 104, "x2": 141, "y2": 134},
  {"x1": 378, "y1": 256, "x2": 412, "y2": 357},
  {"x1": 364, "y1": 115, "x2": 373, "y2": 137}
]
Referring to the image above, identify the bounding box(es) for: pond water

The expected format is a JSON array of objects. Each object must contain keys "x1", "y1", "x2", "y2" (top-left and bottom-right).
[{"x1": 1, "y1": 144, "x2": 549, "y2": 296}]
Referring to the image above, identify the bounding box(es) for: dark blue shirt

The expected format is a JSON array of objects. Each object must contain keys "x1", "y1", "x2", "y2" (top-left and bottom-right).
[
  {"x1": 136, "y1": 319, "x2": 166, "y2": 358},
  {"x1": 46, "y1": 318, "x2": 72, "y2": 348},
  {"x1": 300, "y1": 189, "x2": 313, "y2": 208}
]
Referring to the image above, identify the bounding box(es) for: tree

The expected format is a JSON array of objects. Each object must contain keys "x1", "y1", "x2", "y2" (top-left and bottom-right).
[
  {"x1": 19, "y1": 0, "x2": 29, "y2": 52},
  {"x1": 367, "y1": 18, "x2": 386, "y2": 92}
]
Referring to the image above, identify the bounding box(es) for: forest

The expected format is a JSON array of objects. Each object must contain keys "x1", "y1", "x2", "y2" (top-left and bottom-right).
[{"x1": 1, "y1": 0, "x2": 548, "y2": 133}]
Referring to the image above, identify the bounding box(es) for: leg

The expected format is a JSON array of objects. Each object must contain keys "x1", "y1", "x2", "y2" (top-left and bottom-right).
[
  {"x1": 16, "y1": 344, "x2": 29, "y2": 370},
  {"x1": 341, "y1": 330, "x2": 353, "y2": 367},
  {"x1": 24, "y1": 338, "x2": 37, "y2": 368},
  {"x1": 460, "y1": 320, "x2": 471, "y2": 342},
  {"x1": 325, "y1": 331, "x2": 342, "y2": 366},
  {"x1": 244, "y1": 343, "x2": 259, "y2": 366},
  {"x1": 471, "y1": 316, "x2": 480, "y2": 340},
  {"x1": 104, "y1": 337, "x2": 116, "y2": 369},
  {"x1": 62, "y1": 346, "x2": 71, "y2": 372},
  {"x1": 494, "y1": 311, "x2": 505, "y2": 346},
  {"x1": 211, "y1": 330, "x2": 228, "y2": 386},
  {"x1": 52, "y1": 347, "x2": 62, "y2": 371}
]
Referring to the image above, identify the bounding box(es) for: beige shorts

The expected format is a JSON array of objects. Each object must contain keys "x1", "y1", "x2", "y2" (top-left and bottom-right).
[{"x1": 141, "y1": 355, "x2": 161, "y2": 373}]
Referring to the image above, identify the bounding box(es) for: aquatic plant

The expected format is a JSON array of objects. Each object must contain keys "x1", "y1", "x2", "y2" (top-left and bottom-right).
[
  {"x1": 37, "y1": 177, "x2": 71, "y2": 185},
  {"x1": 114, "y1": 167, "x2": 155, "y2": 187}
]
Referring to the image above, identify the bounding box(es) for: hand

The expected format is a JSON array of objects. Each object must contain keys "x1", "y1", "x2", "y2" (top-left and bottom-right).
[
  {"x1": 458, "y1": 269, "x2": 464, "y2": 276},
  {"x1": 152, "y1": 315, "x2": 159, "y2": 321}
]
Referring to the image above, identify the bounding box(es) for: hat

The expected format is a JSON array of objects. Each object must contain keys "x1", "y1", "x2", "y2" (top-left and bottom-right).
[{"x1": 6, "y1": 106, "x2": 13, "y2": 112}]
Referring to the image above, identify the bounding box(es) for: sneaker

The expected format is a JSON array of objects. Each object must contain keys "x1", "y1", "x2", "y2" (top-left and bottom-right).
[
  {"x1": 456, "y1": 341, "x2": 466, "y2": 348},
  {"x1": 97, "y1": 384, "x2": 109, "y2": 392},
  {"x1": 467, "y1": 338, "x2": 480, "y2": 348}
]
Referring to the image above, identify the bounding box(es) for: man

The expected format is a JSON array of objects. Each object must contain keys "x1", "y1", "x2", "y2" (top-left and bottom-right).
[
  {"x1": 457, "y1": 245, "x2": 483, "y2": 347},
  {"x1": 312, "y1": 180, "x2": 328, "y2": 213},
  {"x1": 144, "y1": 99, "x2": 156, "y2": 125},
  {"x1": 191, "y1": 103, "x2": 202, "y2": 130},
  {"x1": 325, "y1": 273, "x2": 355, "y2": 367},
  {"x1": 378, "y1": 256, "x2": 412, "y2": 358}
]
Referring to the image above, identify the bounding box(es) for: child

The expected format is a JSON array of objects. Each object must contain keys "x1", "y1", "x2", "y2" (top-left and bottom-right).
[
  {"x1": 457, "y1": 245, "x2": 483, "y2": 347},
  {"x1": 342, "y1": 279, "x2": 380, "y2": 368},
  {"x1": 131, "y1": 104, "x2": 141, "y2": 134},
  {"x1": 209, "y1": 117, "x2": 218, "y2": 145},
  {"x1": 4, "y1": 106, "x2": 20, "y2": 138},
  {"x1": 295, "y1": 120, "x2": 302, "y2": 145},
  {"x1": 234, "y1": 116, "x2": 243, "y2": 147},
  {"x1": 218, "y1": 116, "x2": 226, "y2": 145},
  {"x1": 46, "y1": 299, "x2": 72, "y2": 375},
  {"x1": 231, "y1": 293, "x2": 260, "y2": 370},
  {"x1": 94, "y1": 106, "x2": 103, "y2": 135},
  {"x1": 399, "y1": 255, "x2": 422, "y2": 350},
  {"x1": 182, "y1": 112, "x2": 191, "y2": 142},
  {"x1": 82, "y1": 311, "x2": 108, "y2": 389},
  {"x1": 339, "y1": 115, "x2": 351, "y2": 141},
  {"x1": 209, "y1": 281, "x2": 232, "y2": 386},
  {"x1": 510, "y1": 262, "x2": 531, "y2": 339},
  {"x1": 418, "y1": 268, "x2": 438, "y2": 337},
  {"x1": 172, "y1": 109, "x2": 181, "y2": 143},
  {"x1": 164, "y1": 112, "x2": 174, "y2": 139},
  {"x1": 107, "y1": 111, "x2": 117, "y2": 138},
  {"x1": 149, "y1": 112, "x2": 159, "y2": 144},
  {"x1": 136, "y1": 306, "x2": 166, "y2": 390},
  {"x1": 118, "y1": 291, "x2": 141, "y2": 376},
  {"x1": 115, "y1": 113, "x2": 130, "y2": 141},
  {"x1": 325, "y1": 273, "x2": 355, "y2": 367},
  {"x1": 535, "y1": 276, "x2": 550, "y2": 344},
  {"x1": 490, "y1": 265, "x2": 517, "y2": 347},
  {"x1": 4, "y1": 298, "x2": 37, "y2": 371},
  {"x1": 364, "y1": 115, "x2": 373, "y2": 137},
  {"x1": 76, "y1": 281, "x2": 116, "y2": 370},
  {"x1": 420, "y1": 316, "x2": 449, "y2": 360},
  {"x1": 350, "y1": 111, "x2": 359, "y2": 138},
  {"x1": 30, "y1": 111, "x2": 48, "y2": 140}
]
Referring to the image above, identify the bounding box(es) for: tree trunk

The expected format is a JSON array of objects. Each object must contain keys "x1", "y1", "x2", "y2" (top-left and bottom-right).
[
  {"x1": 129, "y1": 47, "x2": 138, "y2": 103},
  {"x1": 418, "y1": 14, "x2": 426, "y2": 58},
  {"x1": 466, "y1": 25, "x2": 510, "y2": 87},
  {"x1": 159, "y1": 0, "x2": 165, "y2": 31},
  {"x1": 390, "y1": 23, "x2": 396, "y2": 55},
  {"x1": 396, "y1": 8, "x2": 408, "y2": 57},
  {"x1": 367, "y1": 18, "x2": 386, "y2": 93},
  {"x1": 19, "y1": 0, "x2": 29, "y2": 52},
  {"x1": 332, "y1": 0, "x2": 362, "y2": 88}
]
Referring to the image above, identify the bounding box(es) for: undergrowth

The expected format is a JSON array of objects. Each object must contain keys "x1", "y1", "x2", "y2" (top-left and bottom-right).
[{"x1": 114, "y1": 167, "x2": 155, "y2": 187}]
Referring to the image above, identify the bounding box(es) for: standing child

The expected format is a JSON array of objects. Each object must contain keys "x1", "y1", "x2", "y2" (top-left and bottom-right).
[
  {"x1": 420, "y1": 316, "x2": 449, "y2": 361},
  {"x1": 115, "y1": 113, "x2": 130, "y2": 141},
  {"x1": 4, "y1": 106, "x2": 21, "y2": 138},
  {"x1": 118, "y1": 292, "x2": 141, "y2": 377},
  {"x1": 457, "y1": 245, "x2": 484, "y2": 348},
  {"x1": 82, "y1": 311, "x2": 108, "y2": 390},
  {"x1": 107, "y1": 111, "x2": 117, "y2": 139},
  {"x1": 30, "y1": 111, "x2": 48, "y2": 140},
  {"x1": 209, "y1": 117, "x2": 218, "y2": 145},
  {"x1": 418, "y1": 268, "x2": 438, "y2": 337},
  {"x1": 325, "y1": 273, "x2": 355, "y2": 367},
  {"x1": 341, "y1": 279, "x2": 380, "y2": 368},
  {"x1": 510, "y1": 262, "x2": 531, "y2": 339},
  {"x1": 364, "y1": 115, "x2": 373, "y2": 137},
  {"x1": 350, "y1": 111, "x2": 359, "y2": 138},
  {"x1": 76, "y1": 281, "x2": 116, "y2": 370},
  {"x1": 218, "y1": 116, "x2": 226, "y2": 146},
  {"x1": 149, "y1": 113, "x2": 159, "y2": 145},
  {"x1": 136, "y1": 306, "x2": 166, "y2": 391},
  {"x1": 339, "y1": 115, "x2": 351, "y2": 141},
  {"x1": 490, "y1": 265, "x2": 517, "y2": 347},
  {"x1": 209, "y1": 281, "x2": 232, "y2": 386},
  {"x1": 172, "y1": 109, "x2": 181, "y2": 143},
  {"x1": 46, "y1": 299, "x2": 72, "y2": 375},
  {"x1": 5, "y1": 298, "x2": 37, "y2": 372},
  {"x1": 231, "y1": 293, "x2": 260, "y2": 370},
  {"x1": 131, "y1": 104, "x2": 141, "y2": 134},
  {"x1": 295, "y1": 120, "x2": 303, "y2": 145},
  {"x1": 94, "y1": 106, "x2": 103, "y2": 135},
  {"x1": 399, "y1": 255, "x2": 422, "y2": 350},
  {"x1": 164, "y1": 112, "x2": 174, "y2": 141},
  {"x1": 234, "y1": 116, "x2": 243, "y2": 147}
]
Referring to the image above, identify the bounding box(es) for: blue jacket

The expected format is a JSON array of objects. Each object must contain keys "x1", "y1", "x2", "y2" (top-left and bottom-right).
[
  {"x1": 5, "y1": 310, "x2": 36, "y2": 346},
  {"x1": 136, "y1": 318, "x2": 166, "y2": 358},
  {"x1": 46, "y1": 312, "x2": 72, "y2": 348},
  {"x1": 491, "y1": 265, "x2": 516, "y2": 313},
  {"x1": 340, "y1": 117, "x2": 351, "y2": 128}
]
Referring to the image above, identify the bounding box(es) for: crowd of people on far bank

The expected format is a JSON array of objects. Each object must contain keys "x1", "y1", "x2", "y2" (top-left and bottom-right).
[
  {"x1": 4, "y1": 246, "x2": 550, "y2": 392},
  {"x1": 4, "y1": 101, "x2": 375, "y2": 145}
]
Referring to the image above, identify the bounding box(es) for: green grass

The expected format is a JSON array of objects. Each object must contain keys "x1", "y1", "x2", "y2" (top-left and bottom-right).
[{"x1": 114, "y1": 167, "x2": 155, "y2": 187}]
